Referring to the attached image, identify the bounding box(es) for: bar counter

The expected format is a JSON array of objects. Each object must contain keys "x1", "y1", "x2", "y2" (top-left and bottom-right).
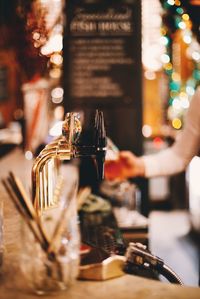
[
  {"x1": 0, "y1": 274, "x2": 200, "y2": 299},
  {"x1": 0, "y1": 148, "x2": 200, "y2": 299}
]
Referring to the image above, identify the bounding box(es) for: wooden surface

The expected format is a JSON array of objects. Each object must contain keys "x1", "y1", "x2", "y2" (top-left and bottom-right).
[
  {"x1": 1, "y1": 274, "x2": 200, "y2": 299},
  {"x1": 0, "y1": 148, "x2": 200, "y2": 299}
]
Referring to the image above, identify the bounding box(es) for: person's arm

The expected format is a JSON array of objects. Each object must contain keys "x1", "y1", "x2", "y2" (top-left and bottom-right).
[
  {"x1": 105, "y1": 87, "x2": 200, "y2": 180},
  {"x1": 143, "y1": 87, "x2": 200, "y2": 177}
]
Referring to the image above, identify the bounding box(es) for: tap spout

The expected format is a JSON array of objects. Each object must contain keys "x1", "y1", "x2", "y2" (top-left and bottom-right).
[
  {"x1": 32, "y1": 137, "x2": 71, "y2": 210},
  {"x1": 32, "y1": 110, "x2": 107, "y2": 212}
]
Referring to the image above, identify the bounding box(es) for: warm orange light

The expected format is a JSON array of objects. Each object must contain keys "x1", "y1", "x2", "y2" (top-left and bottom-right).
[
  {"x1": 182, "y1": 14, "x2": 189, "y2": 21},
  {"x1": 50, "y1": 53, "x2": 63, "y2": 66},
  {"x1": 172, "y1": 72, "x2": 180, "y2": 82},
  {"x1": 49, "y1": 68, "x2": 62, "y2": 79},
  {"x1": 172, "y1": 118, "x2": 182, "y2": 129},
  {"x1": 190, "y1": 0, "x2": 200, "y2": 6},
  {"x1": 179, "y1": 92, "x2": 187, "y2": 99},
  {"x1": 175, "y1": 0, "x2": 181, "y2": 5},
  {"x1": 164, "y1": 63, "x2": 173, "y2": 70},
  {"x1": 170, "y1": 90, "x2": 178, "y2": 98},
  {"x1": 161, "y1": 28, "x2": 167, "y2": 35}
]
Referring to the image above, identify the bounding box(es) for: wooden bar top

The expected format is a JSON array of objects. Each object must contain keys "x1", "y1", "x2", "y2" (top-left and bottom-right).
[
  {"x1": 0, "y1": 148, "x2": 200, "y2": 299},
  {"x1": 0, "y1": 274, "x2": 200, "y2": 299}
]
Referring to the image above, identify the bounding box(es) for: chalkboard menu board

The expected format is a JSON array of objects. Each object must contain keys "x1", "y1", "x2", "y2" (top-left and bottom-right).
[{"x1": 64, "y1": 0, "x2": 142, "y2": 153}]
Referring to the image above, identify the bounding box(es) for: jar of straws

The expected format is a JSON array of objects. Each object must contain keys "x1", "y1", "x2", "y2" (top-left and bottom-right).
[{"x1": 2, "y1": 168, "x2": 80, "y2": 295}]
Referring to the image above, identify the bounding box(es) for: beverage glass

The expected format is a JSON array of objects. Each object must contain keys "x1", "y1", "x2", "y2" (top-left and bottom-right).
[{"x1": 4, "y1": 164, "x2": 80, "y2": 295}]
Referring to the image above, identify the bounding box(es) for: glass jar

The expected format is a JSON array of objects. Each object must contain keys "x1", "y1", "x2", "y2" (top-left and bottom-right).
[{"x1": 6, "y1": 165, "x2": 80, "y2": 295}]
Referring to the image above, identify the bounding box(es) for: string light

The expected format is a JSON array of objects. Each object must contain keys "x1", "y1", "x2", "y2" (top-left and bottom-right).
[
  {"x1": 160, "y1": 36, "x2": 169, "y2": 45},
  {"x1": 160, "y1": 0, "x2": 200, "y2": 130},
  {"x1": 183, "y1": 34, "x2": 192, "y2": 44},
  {"x1": 161, "y1": 54, "x2": 170, "y2": 63},
  {"x1": 164, "y1": 62, "x2": 173, "y2": 70},
  {"x1": 192, "y1": 51, "x2": 200, "y2": 61},
  {"x1": 167, "y1": 0, "x2": 175, "y2": 5},
  {"x1": 172, "y1": 118, "x2": 182, "y2": 129},
  {"x1": 175, "y1": 0, "x2": 181, "y2": 6},
  {"x1": 178, "y1": 21, "x2": 186, "y2": 29},
  {"x1": 182, "y1": 13, "x2": 189, "y2": 21}
]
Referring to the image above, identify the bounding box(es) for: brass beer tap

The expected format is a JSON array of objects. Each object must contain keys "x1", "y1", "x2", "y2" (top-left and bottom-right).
[{"x1": 32, "y1": 110, "x2": 107, "y2": 212}]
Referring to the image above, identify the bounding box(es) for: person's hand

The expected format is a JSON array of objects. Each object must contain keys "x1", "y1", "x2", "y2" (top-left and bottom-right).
[{"x1": 105, "y1": 151, "x2": 145, "y2": 181}]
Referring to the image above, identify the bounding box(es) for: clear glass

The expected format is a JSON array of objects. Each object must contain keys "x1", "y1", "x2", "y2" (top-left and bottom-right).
[
  {"x1": 99, "y1": 179, "x2": 148, "y2": 231},
  {"x1": 5, "y1": 164, "x2": 80, "y2": 295},
  {"x1": 100, "y1": 179, "x2": 139, "y2": 210}
]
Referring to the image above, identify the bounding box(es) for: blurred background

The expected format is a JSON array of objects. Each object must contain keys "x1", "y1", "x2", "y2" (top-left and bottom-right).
[
  {"x1": 1, "y1": 0, "x2": 200, "y2": 210},
  {"x1": 0, "y1": 0, "x2": 200, "y2": 286}
]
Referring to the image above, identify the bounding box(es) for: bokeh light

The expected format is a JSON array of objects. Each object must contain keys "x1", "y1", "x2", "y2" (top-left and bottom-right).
[{"x1": 172, "y1": 118, "x2": 182, "y2": 129}]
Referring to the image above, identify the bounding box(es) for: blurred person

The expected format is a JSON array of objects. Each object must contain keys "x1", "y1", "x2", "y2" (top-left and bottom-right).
[
  {"x1": 105, "y1": 86, "x2": 200, "y2": 181},
  {"x1": 105, "y1": 85, "x2": 200, "y2": 287}
]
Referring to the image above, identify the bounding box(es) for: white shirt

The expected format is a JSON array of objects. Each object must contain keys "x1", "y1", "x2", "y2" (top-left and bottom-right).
[{"x1": 143, "y1": 87, "x2": 200, "y2": 178}]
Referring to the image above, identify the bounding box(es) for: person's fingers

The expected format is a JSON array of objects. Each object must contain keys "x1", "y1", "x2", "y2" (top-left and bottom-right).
[
  {"x1": 119, "y1": 151, "x2": 133, "y2": 158},
  {"x1": 119, "y1": 151, "x2": 136, "y2": 168}
]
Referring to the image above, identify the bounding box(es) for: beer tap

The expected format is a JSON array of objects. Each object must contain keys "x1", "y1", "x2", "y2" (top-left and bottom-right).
[{"x1": 32, "y1": 110, "x2": 107, "y2": 212}]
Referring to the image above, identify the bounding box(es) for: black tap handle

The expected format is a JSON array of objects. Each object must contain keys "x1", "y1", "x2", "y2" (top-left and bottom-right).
[
  {"x1": 94, "y1": 110, "x2": 107, "y2": 148},
  {"x1": 94, "y1": 110, "x2": 107, "y2": 180}
]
